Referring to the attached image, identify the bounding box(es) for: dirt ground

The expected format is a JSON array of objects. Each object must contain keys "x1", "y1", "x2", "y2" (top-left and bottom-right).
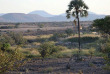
[{"x1": 7, "y1": 57, "x2": 110, "y2": 74}]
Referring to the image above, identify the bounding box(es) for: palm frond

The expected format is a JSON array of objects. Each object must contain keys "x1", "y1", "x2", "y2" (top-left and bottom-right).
[{"x1": 66, "y1": 0, "x2": 89, "y2": 18}]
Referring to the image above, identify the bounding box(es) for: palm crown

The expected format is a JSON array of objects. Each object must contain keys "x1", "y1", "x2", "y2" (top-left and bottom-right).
[{"x1": 66, "y1": 0, "x2": 89, "y2": 19}]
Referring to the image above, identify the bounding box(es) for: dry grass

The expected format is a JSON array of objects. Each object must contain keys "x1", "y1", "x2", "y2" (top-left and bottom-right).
[
  {"x1": 67, "y1": 34, "x2": 100, "y2": 39},
  {"x1": 32, "y1": 42, "x2": 41, "y2": 46},
  {"x1": 10, "y1": 46, "x2": 40, "y2": 56},
  {"x1": 58, "y1": 48, "x2": 91, "y2": 57},
  {"x1": 36, "y1": 34, "x2": 53, "y2": 38},
  {"x1": 30, "y1": 49, "x2": 40, "y2": 55},
  {"x1": 82, "y1": 34, "x2": 100, "y2": 37},
  {"x1": 23, "y1": 36, "x2": 37, "y2": 40},
  {"x1": 23, "y1": 34, "x2": 52, "y2": 40}
]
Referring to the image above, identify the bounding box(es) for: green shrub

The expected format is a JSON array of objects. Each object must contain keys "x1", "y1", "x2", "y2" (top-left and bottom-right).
[
  {"x1": 1, "y1": 43, "x2": 11, "y2": 51},
  {"x1": 65, "y1": 28, "x2": 73, "y2": 36},
  {"x1": 38, "y1": 42, "x2": 59, "y2": 59},
  {"x1": 0, "y1": 34, "x2": 15, "y2": 45},
  {"x1": 8, "y1": 32, "x2": 27, "y2": 45},
  {"x1": 0, "y1": 32, "x2": 27, "y2": 45},
  {"x1": 0, "y1": 49, "x2": 26, "y2": 74},
  {"x1": 100, "y1": 41, "x2": 110, "y2": 70}
]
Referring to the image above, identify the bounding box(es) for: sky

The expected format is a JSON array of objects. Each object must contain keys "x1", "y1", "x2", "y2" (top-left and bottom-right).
[{"x1": 0, "y1": 0, "x2": 110, "y2": 15}]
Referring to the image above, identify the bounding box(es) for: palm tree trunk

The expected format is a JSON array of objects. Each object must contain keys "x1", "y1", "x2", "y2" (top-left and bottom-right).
[
  {"x1": 77, "y1": 14, "x2": 81, "y2": 61},
  {"x1": 77, "y1": 16, "x2": 81, "y2": 54}
]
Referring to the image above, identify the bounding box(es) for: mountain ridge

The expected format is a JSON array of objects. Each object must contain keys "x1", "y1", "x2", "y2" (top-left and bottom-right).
[
  {"x1": 29, "y1": 10, "x2": 56, "y2": 17},
  {"x1": 0, "y1": 10, "x2": 106, "y2": 22}
]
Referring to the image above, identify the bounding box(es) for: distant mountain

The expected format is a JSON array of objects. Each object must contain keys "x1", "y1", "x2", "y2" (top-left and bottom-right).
[
  {"x1": 29, "y1": 10, "x2": 55, "y2": 17},
  {"x1": 0, "y1": 13, "x2": 50, "y2": 22},
  {"x1": 80, "y1": 14, "x2": 105, "y2": 21},
  {"x1": 0, "y1": 11, "x2": 106, "y2": 22},
  {"x1": 0, "y1": 13, "x2": 5, "y2": 16},
  {"x1": 0, "y1": 17, "x2": 7, "y2": 22},
  {"x1": 48, "y1": 11, "x2": 106, "y2": 21}
]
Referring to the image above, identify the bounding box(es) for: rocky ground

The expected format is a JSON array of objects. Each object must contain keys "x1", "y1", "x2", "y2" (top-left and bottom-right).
[{"x1": 7, "y1": 57, "x2": 110, "y2": 74}]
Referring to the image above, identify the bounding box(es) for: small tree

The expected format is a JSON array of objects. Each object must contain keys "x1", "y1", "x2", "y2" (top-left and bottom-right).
[
  {"x1": 38, "y1": 42, "x2": 58, "y2": 61},
  {"x1": 65, "y1": 28, "x2": 73, "y2": 36},
  {"x1": 0, "y1": 34, "x2": 15, "y2": 45},
  {"x1": 8, "y1": 32, "x2": 27, "y2": 45}
]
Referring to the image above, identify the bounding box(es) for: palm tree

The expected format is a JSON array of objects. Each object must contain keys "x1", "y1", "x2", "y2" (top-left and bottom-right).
[{"x1": 66, "y1": 0, "x2": 89, "y2": 60}]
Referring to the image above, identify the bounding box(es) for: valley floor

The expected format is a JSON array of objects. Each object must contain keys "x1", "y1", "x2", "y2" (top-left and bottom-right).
[{"x1": 7, "y1": 57, "x2": 110, "y2": 74}]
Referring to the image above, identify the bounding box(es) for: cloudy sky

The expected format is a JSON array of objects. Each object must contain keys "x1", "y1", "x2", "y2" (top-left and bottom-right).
[{"x1": 0, "y1": 0, "x2": 110, "y2": 15}]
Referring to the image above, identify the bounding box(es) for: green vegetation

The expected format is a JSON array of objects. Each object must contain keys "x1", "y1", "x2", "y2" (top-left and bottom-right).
[
  {"x1": 92, "y1": 16, "x2": 110, "y2": 35},
  {"x1": 38, "y1": 42, "x2": 59, "y2": 60},
  {"x1": 92, "y1": 16, "x2": 110, "y2": 70},
  {"x1": 66, "y1": 36, "x2": 99, "y2": 43},
  {"x1": 65, "y1": 28, "x2": 73, "y2": 36},
  {"x1": 89, "y1": 48, "x2": 95, "y2": 59},
  {"x1": 0, "y1": 49, "x2": 26, "y2": 74},
  {"x1": 100, "y1": 40, "x2": 110, "y2": 70},
  {"x1": 0, "y1": 34, "x2": 15, "y2": 45},
  {"x1": 0, "y1": 0, "x2": 109, "y2": 73},
  {"x1": 0, "y1": 32, "x2": 28, "y2": 73},
  {"x1": 0, "y1": 16, "x2": 110, "y2": 73},
  {"x1": 8, "y1": 32, "x2": 27, "y2": 45},
  {"x1": 1, "y1": 43, "x2": 11, "y2": 52}
]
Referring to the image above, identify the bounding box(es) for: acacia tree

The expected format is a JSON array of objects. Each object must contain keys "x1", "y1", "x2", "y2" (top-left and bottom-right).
[
  {"x1": 92, "y1": 16, "x2": 110, "y2": 35},
  {"x1": 66, "y1": 0, "x2": 89, "y2": 58},
  {"x1": 92, "y1": 16, "x2": 110, "y2": 69}
]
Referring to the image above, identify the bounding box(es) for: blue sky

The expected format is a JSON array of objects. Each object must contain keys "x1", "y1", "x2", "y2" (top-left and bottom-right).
[{"x1": 0, "y1": 0, "x2": 110, "y2": 15}]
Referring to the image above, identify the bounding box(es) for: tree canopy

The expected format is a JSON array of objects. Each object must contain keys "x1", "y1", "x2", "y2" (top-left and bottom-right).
[
  {"x1": 66, "y1": 0, "x2": 89, "y2": 19},
  {"x1": 92, "y1": 16, "x2": 110, "y2": 35}
]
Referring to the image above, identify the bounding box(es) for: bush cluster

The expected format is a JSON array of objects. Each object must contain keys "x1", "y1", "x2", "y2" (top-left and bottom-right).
[
  {"x1": 8, "y1": 32, "x2": 27, "y2": 45},
  {"x1": 38, "y1": 42, "x2": 65, "y2": 59},
  {"x1": 0, "y1": 49, "x2": 26, "y2": 73},
  {"x1": 0, "y1": 32, "x2": 27, "y2": 45}
]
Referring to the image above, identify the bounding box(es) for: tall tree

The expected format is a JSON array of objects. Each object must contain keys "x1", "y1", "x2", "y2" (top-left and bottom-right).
[{"x1": 66, "y1": 0, "x2": 89, "y2": 58}]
